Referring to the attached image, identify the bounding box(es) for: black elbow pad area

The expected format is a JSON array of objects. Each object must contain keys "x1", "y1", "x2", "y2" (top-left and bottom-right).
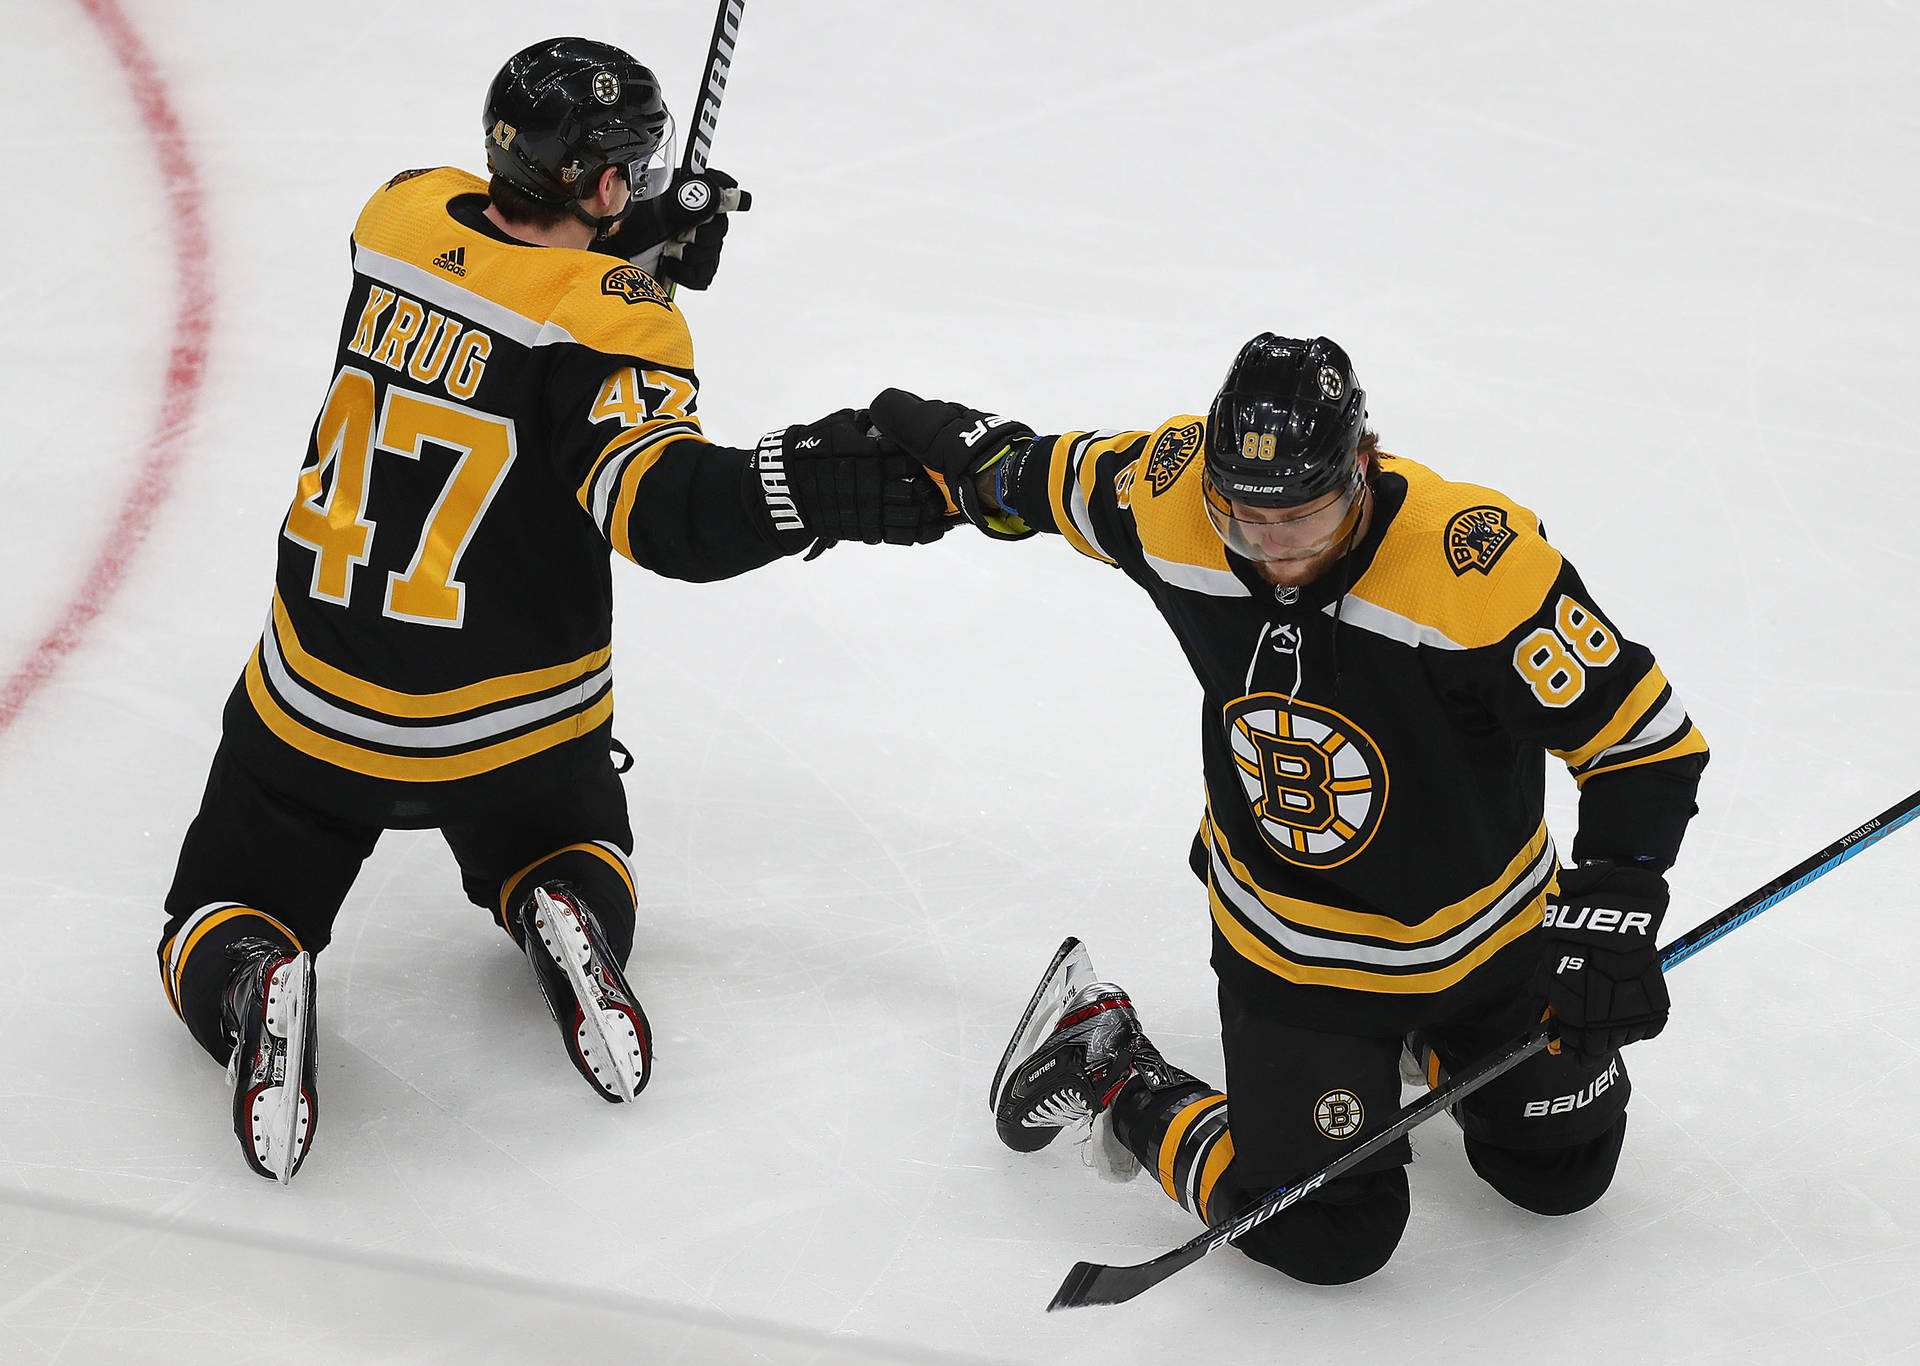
[{"x1": 1571, "y1": 753, "x2": 1708, "y2": 873}]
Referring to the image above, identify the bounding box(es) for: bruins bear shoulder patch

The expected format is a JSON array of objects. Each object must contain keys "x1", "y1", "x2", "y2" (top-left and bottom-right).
[
  {"x1": 601, "y1": 265, "x2": 672, "y2": 308},
  {"x1": 1144, "y1": 421, "x2": 1204, "y2": 495},
  {"x1": 1443, "y1": 505, "x2": 1516, "y2": 576}
]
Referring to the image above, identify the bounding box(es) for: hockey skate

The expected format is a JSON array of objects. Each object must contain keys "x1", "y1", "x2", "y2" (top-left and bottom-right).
[
  {"x1": 224, "y1": 941, "x2": 318, "y2": 1184},
  {"x1": 519, "y1": 884, "x2": 651, "y2": 1103},
  {"x1": 991, "y1": 938, "x2": 1179, "y2": 1180}
]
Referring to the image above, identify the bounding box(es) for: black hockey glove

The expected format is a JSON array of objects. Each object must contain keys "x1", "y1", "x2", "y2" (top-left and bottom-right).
[
  {"x1": 869, "y1": 388, "x2": 1036, "y2": 540},
  {"x1": 601, "y1": 168, "x2": 752, "y2": 291},
  {"x1": 1535, "y1": 860, "x2": 1671, "y2": 1064},
  {"x1": 747, "y1": 409, "x2": 949, "y2": 556}
]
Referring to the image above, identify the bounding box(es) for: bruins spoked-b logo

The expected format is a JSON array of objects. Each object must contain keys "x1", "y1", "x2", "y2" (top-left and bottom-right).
[
  {"x1": 1223, "y1": 693, "x2": 1387, "y2": 868},
  {"x1": 1444, "y1": 505, "x2": 1515, "y2": 576},
  {"x1": 601, "y1": 265, "x2": 672, "y2": 308},
  {"x1": 1144, "y1": 421, "x2": 1203, "y2": 495},
  {"x1": 1315, "y1": 1089, "x2": 1364, "y2": 1140}
]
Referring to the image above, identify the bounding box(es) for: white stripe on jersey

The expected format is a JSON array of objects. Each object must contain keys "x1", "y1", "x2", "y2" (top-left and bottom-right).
[
  {"x1": 1142, "y1": 554, "x2": 1251, "y2": 597},
  {"x1": 1062, "y1": 435, "x2": 1112, "y2": 563},
  {"x1": 166, "y1": 901, "x2": 245, "y2": 996},
  {"x1": 259, "y1": 618, "x2": 611, "y2": 749},
  {"x1": 1323, "y1": 594, "x2": 1467, "y2": 651},
  {"x1": 1207, "y1": 834, "x2": 1555, "y2": 970},
  {"x1": 1590, "y1": 688, "x2": 1691, "y2": 767},
  {"x1": 352, "y1": 245, "x2": 581, "y2": 350},
  {"x1": 589, "y1": 422, "x2": 701, "y2": 531}
]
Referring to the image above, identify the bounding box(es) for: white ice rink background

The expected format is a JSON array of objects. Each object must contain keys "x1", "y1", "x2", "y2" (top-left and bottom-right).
[{"x1": 3, "y1": 1, "x2": 1917, "y2": 1362}]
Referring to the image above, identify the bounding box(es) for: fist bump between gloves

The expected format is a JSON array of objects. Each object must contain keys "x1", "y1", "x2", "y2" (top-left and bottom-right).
[
  {"x1": 869, "y1": 388, "x2": 1035, "y2": 539},
  {"x1": 749, "y1": 409, "x2": 950, "y2": 556}
]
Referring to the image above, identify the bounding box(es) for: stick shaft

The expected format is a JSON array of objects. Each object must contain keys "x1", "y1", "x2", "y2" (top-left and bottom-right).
[
  {"x1": 1048, "y1": 787, "x2": 1920, "y2": 1309},
  {"x1": 1660, "y1": 788, "x2": 1920, "y2": 968},
  {"x1": 684, "y1": 0, "x2": 744, "y2": 174}
]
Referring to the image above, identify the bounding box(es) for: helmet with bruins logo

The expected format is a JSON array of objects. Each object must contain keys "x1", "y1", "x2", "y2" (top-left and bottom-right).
[
  {"x1": 1205, "y1": 334, "x2": 1367, "y2": 508},
  {"x1": 482, "y1": 37, "x2": 675, "y2": 231}
]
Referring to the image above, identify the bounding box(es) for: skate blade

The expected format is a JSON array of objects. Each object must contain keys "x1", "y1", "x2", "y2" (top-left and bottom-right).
[
  {"x1": 989, "y1": 937, "x2": 1095, "y2": 1114},
  {"x1": 249, "y1": 952, "x2": 315, "y2": 1184},
  {"x1": 532, "y1": 888, "x2": 649, "y2": 1103}
]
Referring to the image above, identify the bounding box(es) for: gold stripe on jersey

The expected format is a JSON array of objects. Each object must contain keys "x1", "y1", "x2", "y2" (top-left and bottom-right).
[
  {"x1": 351, "y1": 167, "x2": 694, "y2": 368},
  {"x1": 1206, "y1": 815, "x2": 1550, "y2": 994},
  {"x1": 244, "y1": 650, "x2": 614, "y2": 782},
  {"x1": 603, "y1": 428, "x2": 705, "y2": 563},
  {"x1": 269, "y1": 591, "x2": 608, "y2": 718},
  {"x1": 1042, "y1": 433, "x2": 1115, "y2": 564},
  {"x1": 1556, "y1": 663, "x2": 1710, "y2": 786},
  {"x1": 161, "y1": 903, "x2": 305, "y2": 1021},
  {"x1": 1107, "y1": 416, "x2": 1254, "y2": 598},
  {"x1": 1341, "y1": 457, "x2": 1563, "y2": 651},
  {"x1": 578, "y1": 420, "x2": 701, "y2": 519},
  {"x1": 494, "y1": 840, "x2": 637, "y2": 932},
  {"x1": 1578, "y1": 721, "x2": 1708, "y2": 783},
  {"x1": 1557, "y1": 665, "x2": 1674, "y2": 770},
  {"x1": 1209, "y1": 806, "x2": 1551, "y2": 944},
  {"x1": 1155, "y1": 1092, "x2": 1228, "y2": 1203},
  {"x1": 1209, "y1": 878, "x2": 1543, "y2": 994},
  {"x1": 1194, "y1": 1129, "x2": 1236, "y2": 1222}
]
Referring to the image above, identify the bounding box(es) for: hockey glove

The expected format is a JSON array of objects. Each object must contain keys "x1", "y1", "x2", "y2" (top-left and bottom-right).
[
  {"x1": 748, "y1": 409, "x2": 949, "y2": 556},
  {"x1": 601, "y1": 168, "x2": 752, "y2": 291},
  {"x1": 869, "y1": 388, "x2": 1037, "y2": 540},
  {"x1": 1535, "y1": 860, "x2": 1671, "y2": 1064}
]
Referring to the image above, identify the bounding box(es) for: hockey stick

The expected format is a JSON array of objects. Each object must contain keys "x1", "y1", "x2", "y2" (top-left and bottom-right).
[
  {"x1": 663, "y1": 0, "x2": 745, "y2": 302},
  {"x1": 1048, "y1": 786, "x2": 1920, "y2": 1311},
  {"x1": 684, "y1": 0, "x2": 743, "y2": 177}
]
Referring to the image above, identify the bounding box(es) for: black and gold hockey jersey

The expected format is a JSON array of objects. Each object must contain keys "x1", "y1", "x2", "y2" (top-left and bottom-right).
[
  {"x1": 1000, "y1": 418, "x2": 1709, "y2": 1034},
  {"x1": 222, "y1": 168, "x2": 782, "y2": 824}
]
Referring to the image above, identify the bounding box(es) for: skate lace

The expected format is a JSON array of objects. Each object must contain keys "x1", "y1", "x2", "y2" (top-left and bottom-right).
[{"x1": 1025, "y1": 1092, "x2": 1093, "y2": 1129}]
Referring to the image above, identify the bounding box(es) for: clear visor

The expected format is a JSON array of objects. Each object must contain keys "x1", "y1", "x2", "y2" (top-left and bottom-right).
[
  {"x1": 620, "y1": 116, "x2": 676, "y2": 201},
  {"x1": 1202, "y1": 465, "x2": 1366, "y2": 563}
]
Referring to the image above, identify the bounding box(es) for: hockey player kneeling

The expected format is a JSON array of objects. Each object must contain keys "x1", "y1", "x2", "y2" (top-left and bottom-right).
[
  {"x1": 157, "y1": 38, "x2": 947, "y2": 1184},
  {"x1": 872, "y1": 335, "x2": 1706, "y2": 1283}
]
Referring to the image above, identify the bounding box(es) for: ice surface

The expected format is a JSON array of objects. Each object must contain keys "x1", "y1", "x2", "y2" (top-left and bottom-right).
[{"x1": 3, "y1": 1, "x2": 1917, "y2": 1362}]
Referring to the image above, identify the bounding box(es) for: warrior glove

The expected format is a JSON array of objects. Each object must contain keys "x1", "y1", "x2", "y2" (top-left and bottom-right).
[
  {"x1": 602, "y1": 168, "x2": 751, "y2": 291},
  {"x1": 1535, "y1": 860, "x2": 1671, "y2": 1064},
  {"x1": 748, "y1": 409, "x2": 949, "y2": 557},
  {"x1": 869, "y1": 388, "x2": 1036, "y2": 540}
]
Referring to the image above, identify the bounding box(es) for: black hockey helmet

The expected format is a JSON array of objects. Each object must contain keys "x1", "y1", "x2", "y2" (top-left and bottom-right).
[
  {"x1": 483, "y1": 37, "x2": 675, "y2": 233},
  {"x1": 1204, "y1": 334, "x2": 1367, "y2": 508}
]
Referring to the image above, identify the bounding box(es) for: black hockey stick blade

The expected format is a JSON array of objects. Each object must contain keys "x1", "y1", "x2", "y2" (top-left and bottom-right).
[
  {"x1": 1047, "y1": 786, "x2": 1920, "y2": 1310},
  {"x1": 1047, "y1": 1027, "x2": 1551, "y2": 1310}
]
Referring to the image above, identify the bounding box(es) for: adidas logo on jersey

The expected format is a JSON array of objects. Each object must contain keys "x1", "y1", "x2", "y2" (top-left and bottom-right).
[{"x1": 432, "y1": 246, "x2": 467, "y2": 277}]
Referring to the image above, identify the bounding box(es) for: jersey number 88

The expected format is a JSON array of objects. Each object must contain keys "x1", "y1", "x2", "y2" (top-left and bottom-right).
[{"x1": 1512, "y1": 595, "x2": 1618, "y2": 707}]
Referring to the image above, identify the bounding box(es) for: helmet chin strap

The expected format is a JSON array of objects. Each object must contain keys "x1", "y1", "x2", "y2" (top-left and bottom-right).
[
  {"x1": 564, "y1": 165, "x2": 641, "y2": 241},
  {"x1": 568, "y1": 195, "x2": 637, "y2": 242}
]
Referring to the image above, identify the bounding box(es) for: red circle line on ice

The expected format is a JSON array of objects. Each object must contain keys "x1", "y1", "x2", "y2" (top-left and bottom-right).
[{"x1": 0, "y1": 0, "x2": 212, "y2": 740}]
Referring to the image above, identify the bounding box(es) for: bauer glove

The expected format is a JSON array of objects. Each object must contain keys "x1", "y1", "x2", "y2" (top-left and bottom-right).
[
  {"x1": 1535, "y1": 860, "x2": 1670, "y2": 1064},
  {"x1": 869, "y1": 388, "x2": 1036, "y2": 540},
  {"x1": 602, "y1": 168, "x2": 751, "y2": 291},
  {"x1": 747, "y1": 409, "x2": 950, "y2": 557}
]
